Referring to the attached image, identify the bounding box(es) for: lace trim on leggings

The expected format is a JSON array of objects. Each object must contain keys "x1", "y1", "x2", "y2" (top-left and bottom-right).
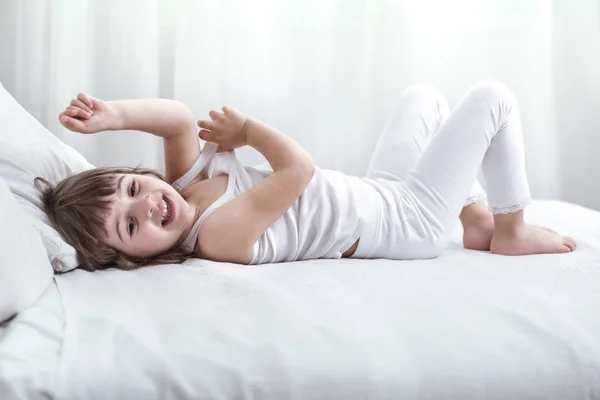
[
  {"x1": 464, "y1": 193, "x2": 487, "y2": 207},
  {"x1": 490, "y1": 197, "x2": 532, "y2": 215}
]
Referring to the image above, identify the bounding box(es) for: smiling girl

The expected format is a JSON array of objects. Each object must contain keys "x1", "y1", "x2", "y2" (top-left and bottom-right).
[{"x1": 37, "y1": 82, "x2": 575, "y2": 270}]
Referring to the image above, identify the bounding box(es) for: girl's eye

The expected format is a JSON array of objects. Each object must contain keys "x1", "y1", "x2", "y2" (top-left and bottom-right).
[
  {"x1": 128, "y1": 217, "x2": 135, "y2": 236},
  {"x1": 129, "y1": 181, "x2": 136, "y2": 197}
]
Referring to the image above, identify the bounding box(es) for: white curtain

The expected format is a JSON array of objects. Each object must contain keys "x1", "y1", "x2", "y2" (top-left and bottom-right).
[{"x1": 1, "y1": 0, "x2": 599, "y2": 209}]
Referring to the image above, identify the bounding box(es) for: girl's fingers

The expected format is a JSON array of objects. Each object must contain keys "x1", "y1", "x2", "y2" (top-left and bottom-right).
[
  {"x1": 208, "y1": 110, "x2": 223, "y2": 121},
  {"x1": 70, "y1": 99, "x2": 93, "y2": 114},
  {"x1": 66, "y1": 105, "x2": 92, "y2": 119},
  {"x1": 60, "y1": 115, "x2": 87, "y2": 132},
  {"x1": 77, "y1": 93, "x2": 94, "y2": 110},
  {"x1": 197, "y1": 119, "x2": 215, "y2": 130},
  {"x1": 71, "y1": 98, "x2": 93, "y2": 114},
  {"x1": 198, "y1": 129, "x2": 213, "y2": 142}
]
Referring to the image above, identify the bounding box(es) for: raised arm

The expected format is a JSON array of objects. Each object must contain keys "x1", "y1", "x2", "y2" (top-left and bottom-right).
[
  {"x1": 59, "y1": 93, "x2": 200, "y2": 183},
  {"x1": 196, "y1": 107, "x2": 314, "y2": 264}
]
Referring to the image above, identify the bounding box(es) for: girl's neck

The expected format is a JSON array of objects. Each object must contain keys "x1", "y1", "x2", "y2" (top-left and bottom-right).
[{"x1": 176, "y1": 175, "x2": 230, "y2": 244}]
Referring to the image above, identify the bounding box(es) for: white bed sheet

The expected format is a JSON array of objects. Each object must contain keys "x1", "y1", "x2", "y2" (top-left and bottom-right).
[
  {"x1": 2, "y1": 200, "x2": 600, "y2": 399},
  {"x1": 49, "y1": 200, "x2": 600, "y2": 400},
  {"x1": 0, "y1": 280, "x2": 64, "y2": 400}
]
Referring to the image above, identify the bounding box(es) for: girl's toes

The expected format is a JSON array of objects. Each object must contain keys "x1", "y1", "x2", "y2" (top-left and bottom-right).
[
  {"x1": 560, "y1": 244, "x2": 572, "y2": 253},
  {"x1": 562, "y1": 237, "x2": 575, "y2": 251}
]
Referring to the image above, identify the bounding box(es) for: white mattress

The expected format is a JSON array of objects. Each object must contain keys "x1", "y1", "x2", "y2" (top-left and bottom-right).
[{"x1": 3, "y1": 200, "x2": 600, "y2": 399}]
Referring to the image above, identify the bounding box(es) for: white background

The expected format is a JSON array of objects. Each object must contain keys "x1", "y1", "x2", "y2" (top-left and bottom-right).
[{"x1": 0, "y1": 0, "x2": 598, "y2": 209}]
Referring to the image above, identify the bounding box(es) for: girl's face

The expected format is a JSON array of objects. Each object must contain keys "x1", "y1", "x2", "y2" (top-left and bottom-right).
[{"x1": 104, "y1": 174, "x2": 196, "y2": 259}]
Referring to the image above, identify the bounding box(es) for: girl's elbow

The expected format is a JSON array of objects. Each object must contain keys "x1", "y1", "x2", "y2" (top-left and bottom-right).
[
  {"x1": 299, "y1": 157, "x2": 315, "y2": 184},
  {"x1": 285, "y1": 159, "x2": 314, "y2": 190}
]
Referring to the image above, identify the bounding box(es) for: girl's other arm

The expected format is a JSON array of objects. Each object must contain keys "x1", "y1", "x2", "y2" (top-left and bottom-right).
[
  {"x1": 197, "y1": 108, "x2": 314, "y2": 264},
  {"x1": 59, "y1": 94, "x2": 200, "y2": 183}
]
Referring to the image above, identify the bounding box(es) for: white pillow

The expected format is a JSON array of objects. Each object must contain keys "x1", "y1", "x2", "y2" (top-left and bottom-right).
[
  {"x1": 0, "y1": 81, "x2": 93, "y2": 272},
  {"x1": 0, "y1": 177, "x2": 53, "y2": 322}
]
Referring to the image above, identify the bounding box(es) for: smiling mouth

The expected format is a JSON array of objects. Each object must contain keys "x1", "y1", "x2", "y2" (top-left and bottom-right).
[{"x1": 161, "y1": 196, "x2": 174, "y2": 226}]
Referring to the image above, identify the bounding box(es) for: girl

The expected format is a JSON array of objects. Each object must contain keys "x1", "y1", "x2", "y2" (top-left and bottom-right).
[{"x1": 38, "y1": 82, "x2": 576, "y2": 271}]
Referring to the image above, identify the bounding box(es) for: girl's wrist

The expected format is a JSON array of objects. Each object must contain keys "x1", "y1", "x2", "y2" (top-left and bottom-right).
[
  {"x1": 106, "y1": 102, "x2": 123, "y2": 131},
  {"x1": 242, "y1": 117, "x2": 258, "y2": 147},
  {"x1": 241, "y1": 117, "x2": 253, "y2": 146}
]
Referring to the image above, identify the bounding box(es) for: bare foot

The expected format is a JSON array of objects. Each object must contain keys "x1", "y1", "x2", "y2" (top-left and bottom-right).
[
  {"x1": 539, "y1": 226, "x2": 556, "y2": 234},
  {"x1": 460, "y1": 202, "x2": 561, "y2": 252},
  {"x1": 463, "y1": 218, "x2": 495, "y2": 251},
  {"x1": 461, "y1": 202, "x2": 495, "y2": 251},
  {"x1": 490, "y1": 224, "x2": 576, "y2": 256},
  {"x1": 463, "y1": 223, "x2": 556, "y2": 251}
]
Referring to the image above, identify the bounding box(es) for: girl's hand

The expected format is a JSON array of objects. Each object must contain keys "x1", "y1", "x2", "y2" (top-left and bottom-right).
[
  {"x1": 58, "y1": 93, "x2": 115, "y2": 134},
  {"x1": 197, "y1": 106, "x2": 248, "y2": 151}
]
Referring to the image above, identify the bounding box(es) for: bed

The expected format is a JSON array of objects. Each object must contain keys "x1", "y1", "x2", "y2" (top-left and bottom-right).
[{"x1": 2, "y1": 199, "x2": 600, "y2": 400}]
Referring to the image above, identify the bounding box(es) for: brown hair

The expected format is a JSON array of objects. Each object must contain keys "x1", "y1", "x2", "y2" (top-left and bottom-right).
[{"x1": 35, "y1": 167, "x2": 194, "y2": 271}]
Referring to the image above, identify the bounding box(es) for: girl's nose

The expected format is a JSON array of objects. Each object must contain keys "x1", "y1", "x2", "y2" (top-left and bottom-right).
[{"x1": 137, "y1": 195, "x2": 158, "y2": 219}]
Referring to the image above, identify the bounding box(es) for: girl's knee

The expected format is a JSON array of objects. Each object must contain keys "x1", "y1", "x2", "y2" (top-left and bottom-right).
[
  {"x1": 393, "y1": 85, "x2": 449, "y2": 125},
  {"x1": 467, "y1": 81, "x2": 517, "y2": 107}
]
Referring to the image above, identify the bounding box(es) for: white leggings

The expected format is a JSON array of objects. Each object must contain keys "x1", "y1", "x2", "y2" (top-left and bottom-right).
[{"x1": 352, "y1": 81, "x2": 531, "y2": 260}]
